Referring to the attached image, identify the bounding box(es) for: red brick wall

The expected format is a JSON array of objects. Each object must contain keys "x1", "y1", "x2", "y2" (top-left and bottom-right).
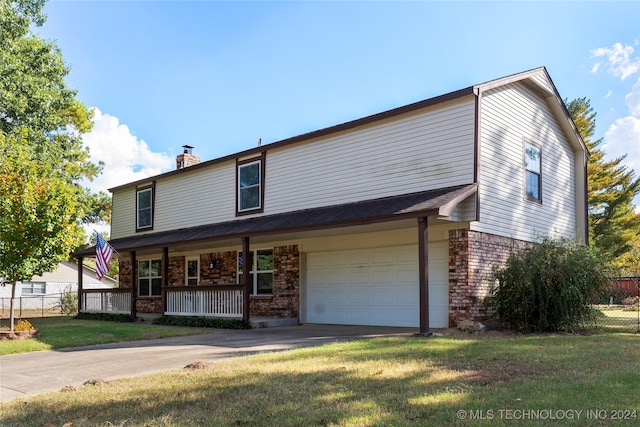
[
  {"x1": 119, "y1": 259, "x2": 132, "y2": 289},
  {"x1": 200, "y1": 251, "x2": 238, "y2": 286},
  {"x1": 118, "y1": 246, "x2": 300, "y2": 319},
  {"x1": 168, "y1": 256, "x2": 184, "y2": 286},
  {"x1": 251, "y1": 245, "x2": 300, "y2": 318},
  {"x1": 449, "y1": 229, "x2": 531, "y2": 326}
]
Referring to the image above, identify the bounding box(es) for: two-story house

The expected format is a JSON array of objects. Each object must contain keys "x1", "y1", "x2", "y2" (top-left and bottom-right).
[{"x1": 74, "y1": 67, "x2": 588, "y2": 334}]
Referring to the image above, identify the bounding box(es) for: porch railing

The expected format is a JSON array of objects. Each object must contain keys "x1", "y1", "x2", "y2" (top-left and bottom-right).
[
  {"x1": 165, "y1": 286, "x2": 243, "y2": 318},
  {"x1": 81, "y1": 288, "x2": 131, "y2": 314}
]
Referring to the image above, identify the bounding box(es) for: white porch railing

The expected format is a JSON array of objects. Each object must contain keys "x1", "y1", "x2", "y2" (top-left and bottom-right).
[
  {"x1": 165, "y1": 286, "x2": 243, "y2": 318},
  {"x1": 81, "y1": 289, "x2": 131, "y2": 314}
]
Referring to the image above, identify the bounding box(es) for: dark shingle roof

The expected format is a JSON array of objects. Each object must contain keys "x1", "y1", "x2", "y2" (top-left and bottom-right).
[{"x1": 76, "y1": 184, "x2": 476, "y2": 257}]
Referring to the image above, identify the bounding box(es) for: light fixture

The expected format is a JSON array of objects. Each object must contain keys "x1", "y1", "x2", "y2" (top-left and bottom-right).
[{"x1": 209, "y1": 259, "x2": 216, "y2": 269}]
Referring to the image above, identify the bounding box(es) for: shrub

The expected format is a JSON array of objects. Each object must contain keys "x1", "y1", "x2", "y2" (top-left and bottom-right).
[
  {"x1": 14, "y1": 319, "x2": 35, "y2": 332},
  {"x1": 54, "y1": 286, "x2": 78, "y2": 316},
  {"x1": 152, "y1": 316, "x2": 251, "y2": 329},
  {"x1": 75, "y1": 312, "x2": 136, "y2": 322},
  {"x1": 490, "y1": 237, "x2": 611, "y2": 332}
]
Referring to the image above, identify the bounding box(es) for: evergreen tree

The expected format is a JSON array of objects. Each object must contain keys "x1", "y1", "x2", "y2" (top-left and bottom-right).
[{"x1": 566, "y1": 98, "x2": 640, "y2": 265}]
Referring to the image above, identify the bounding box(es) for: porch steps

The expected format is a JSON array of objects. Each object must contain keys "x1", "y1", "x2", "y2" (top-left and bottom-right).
[{"x1": 250, "y1": 318, "x2": 299, "y2": 328}]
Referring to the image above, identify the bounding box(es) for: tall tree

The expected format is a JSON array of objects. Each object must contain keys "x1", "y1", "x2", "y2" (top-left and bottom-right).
[
  {"x1": 0, "y1": 0, "x2": 104, "y2": 329},
  {"x1": 566, "y1": 98, "x2": 640, "y2": 265},
  {"x1": 0, "y1": 132, "x2": 86, "y2": 330}
]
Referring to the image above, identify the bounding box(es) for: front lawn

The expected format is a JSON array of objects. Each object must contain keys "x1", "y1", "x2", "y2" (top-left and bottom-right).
[
  {"x1": 0, "y1": 316, "x2": 208, "y2": 355},
  {"x1": 1, "y1": 331, "x2": 638, "y2": 426}
]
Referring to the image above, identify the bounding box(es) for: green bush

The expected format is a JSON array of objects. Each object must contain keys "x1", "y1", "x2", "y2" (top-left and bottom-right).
[
  {"x1": 54, "y1": 286, "x2": 78, "y2": 316},
  {"x1": 75, "y1": 312, "x2": 136, "y2": 322},
  {"x1": 152, "y1": 316, "x2": 251, "y2": 329},
  {"x1": 490, "y1": 237, "x2": 611, "y2": 332}
]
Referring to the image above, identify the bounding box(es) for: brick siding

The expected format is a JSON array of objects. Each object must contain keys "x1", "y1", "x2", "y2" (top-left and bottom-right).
[
  {"x1": 117, "y1": 246, "x2": 300, "y2": 319},
  {"x1": 448, "y1": 229, "x2": 531, "y2": 326}
]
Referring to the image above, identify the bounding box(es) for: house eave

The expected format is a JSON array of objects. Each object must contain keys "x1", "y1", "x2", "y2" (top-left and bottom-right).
[{"x1": 76, "y1": 184, "x2": 477, "y2": 257}]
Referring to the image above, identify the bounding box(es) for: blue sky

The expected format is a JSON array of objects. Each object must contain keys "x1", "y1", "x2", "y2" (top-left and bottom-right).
[{"x1": 36, "y1": 1, "x2": 640, "y2": 208}]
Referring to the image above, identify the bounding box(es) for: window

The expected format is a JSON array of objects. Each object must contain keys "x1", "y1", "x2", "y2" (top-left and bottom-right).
[
  {"x1": 186, "y1": 257, "x2": 199, "y2": 286},
  {"x1": 524, "y1": 140, "x2": 542, "y2": 202},
  {"x1": 137, "y1": 186, "x2": 154, "y2": 230},
  {"x1": 22, "y1": 282, "x2": 46, "y2": 295},
  {"x1": 138, "y1": 259, "x2": 162, "y2": 297},
  {"x1": 237, "y1": 249, "x2": 273, "y2": 295},
  {"x1": 237, "y1": 155, "x2": 264, "y2": 214}
]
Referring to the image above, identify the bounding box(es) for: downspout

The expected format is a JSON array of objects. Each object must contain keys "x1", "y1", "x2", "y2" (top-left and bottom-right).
[{"x1": 473, "y1": 86, "x2": 482, "y2": 222}]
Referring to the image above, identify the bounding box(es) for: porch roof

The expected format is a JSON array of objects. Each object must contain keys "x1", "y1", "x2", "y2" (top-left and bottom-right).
[{"x1": 76, "y1": 183, "x2": 477, "y2": 257}]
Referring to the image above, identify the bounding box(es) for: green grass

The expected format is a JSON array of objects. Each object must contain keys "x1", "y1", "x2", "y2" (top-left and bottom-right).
[
  {"x1": 1, "y1": 331, "x2": 638, "y2": 426},
  {"x1": 0, "y1": 316, "x2": 209, "y2": 355},
  {"x1": 595, "y1": 307, "x2": 640, "y2": 333}
]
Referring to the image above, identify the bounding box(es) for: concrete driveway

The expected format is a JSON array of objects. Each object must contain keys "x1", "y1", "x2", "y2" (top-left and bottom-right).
[{"x1": 0, "y1": 324, "x2": 415, "y2": 402}]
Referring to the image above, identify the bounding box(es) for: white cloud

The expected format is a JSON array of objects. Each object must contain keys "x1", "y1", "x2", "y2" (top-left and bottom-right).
[
  {"x1": 590, "y1": 43, "x2": 640, "y2": 80},
  {"x1": 603, "y1": 80, "x2": 640, "y2": 211},
  {"x1": 626, "y1": 77, "x2": 640, "y2": 117},
  {"x1": 81, "y1": 108, "x2": 174, "y2": 194}
]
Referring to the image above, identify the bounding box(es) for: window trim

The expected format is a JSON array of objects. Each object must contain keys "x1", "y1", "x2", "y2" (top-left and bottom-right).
[
  {"x1": 22, "y1": 282, "x2": 46, "y2": 295},
  {"x1": 236, "y1": 153, "x2": 265, "y2": 216},
  {"x1": 136, "y1": 183, "x2": 155, "y2": 231},
  {"x1": 523, "y1": 138, "x2": 542, "y2": 203},
  {"x1": 138, "y1": 258, "x2": 162, "y2": 297},
  {"x1": 237, "y1": 248, "x2": 274, "y2": 295},
  {"x1": 185, "y1": 256, "x2": 199, "y2": 286}
]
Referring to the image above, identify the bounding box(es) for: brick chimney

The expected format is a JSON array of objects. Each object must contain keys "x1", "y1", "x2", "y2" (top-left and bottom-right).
[{"x1": 176, "y1": 145, "x2": 201, "y2": 169}]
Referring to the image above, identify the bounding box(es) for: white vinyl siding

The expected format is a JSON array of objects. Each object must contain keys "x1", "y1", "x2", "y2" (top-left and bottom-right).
[
  {"x1": 111, "y1": 187, "x2": 137, "y2": 239},
  {"x1": 111, "y1": 98, "x2": 476, "y2": 238},
  {"x1": 474, "y1": 82, "x2": 576, "y2": 242},
  {"x1": 266, "y1": 98, "x2": 476, "y2": 213},
  {"x1": 153, "y1": 164, "x2": 236, "y2": 232}
]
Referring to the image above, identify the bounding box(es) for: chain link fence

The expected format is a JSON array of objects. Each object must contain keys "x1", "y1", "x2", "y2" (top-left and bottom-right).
[
  {"x1": 593, "y1": 276, "x2": 640, "y2": 333},
  {"x1": 0, "y1": 294, "x2": 67, "y2": 319}
]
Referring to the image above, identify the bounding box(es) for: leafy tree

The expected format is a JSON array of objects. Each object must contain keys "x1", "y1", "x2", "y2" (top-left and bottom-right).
[
  {"x1": 0, "y1": 0, "x2": 106, "y2": 329},
  {"x1": 566, "y1": 98, "x2": 640, "y2": 265},
  {"x1": 0, "y1": 132, "x2": 86, "y2": 330}
]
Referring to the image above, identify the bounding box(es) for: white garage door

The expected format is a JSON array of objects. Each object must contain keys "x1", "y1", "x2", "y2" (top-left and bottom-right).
[{"x1": 305, "y1": 243, "x2": 448, "y2": 328}]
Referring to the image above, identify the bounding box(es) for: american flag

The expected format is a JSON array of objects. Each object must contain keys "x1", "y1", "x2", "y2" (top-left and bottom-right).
[{"x1": 95, "y1": 233, "x2": 114, "y2": 280}]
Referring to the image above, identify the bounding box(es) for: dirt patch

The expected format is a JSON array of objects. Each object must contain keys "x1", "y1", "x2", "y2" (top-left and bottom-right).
[
  {"x1": 83, "y1": 378, "x2": 110, "y2": 386},
  {"x1": 445, "y1": 359, "x2": 556, "y2": 386},
  {"x1": 184, "y1": 361, "x2": 216, "y2": 370}
]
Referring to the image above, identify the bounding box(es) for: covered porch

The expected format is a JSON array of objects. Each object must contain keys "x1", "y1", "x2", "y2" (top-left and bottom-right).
[{"x1": 74, "y1": 184, "x2": 478, "y2": 335}]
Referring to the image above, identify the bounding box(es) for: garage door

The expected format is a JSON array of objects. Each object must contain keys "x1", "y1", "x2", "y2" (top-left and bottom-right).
[{"x1": 305, "y1": 243, "x2": 448, "y2": 327}]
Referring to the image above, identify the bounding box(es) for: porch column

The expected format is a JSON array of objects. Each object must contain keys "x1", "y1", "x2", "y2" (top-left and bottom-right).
[
  {"x1": 242, "y1": 236, "x2": 251, "y2": 322},
  {"x1": 77, "y1": 256, "x2": 84, "y2": 313},
  {"x1": 162, "y1": 246, "x2": 169, "y2": 315},
  {"x1": 130, "y1": 251, "x2": 137, "y2": 318},
  {"x1": 418, "y1": 217, "x2": 432, "y2": 336}
]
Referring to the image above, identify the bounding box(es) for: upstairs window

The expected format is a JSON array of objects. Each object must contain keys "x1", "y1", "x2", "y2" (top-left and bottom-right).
[
  {"x1": 139, "y1": 259, "x2": 162, "y2": 297},
  {"x1": 186, "y1": 257, "x2": 199, "y2": 286},
  {"x1": 136, "y1": 185, "x2": 154, "y2": 230},
  {"x1": 237, "y1": 249, "x2": 273, "y2": 295},
  {"x1": 524, "y1": 140, "x2": 542, "y2": 202},
  {"x1": 237, "y1": 154, "x2": 265, "y2": 215}
]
